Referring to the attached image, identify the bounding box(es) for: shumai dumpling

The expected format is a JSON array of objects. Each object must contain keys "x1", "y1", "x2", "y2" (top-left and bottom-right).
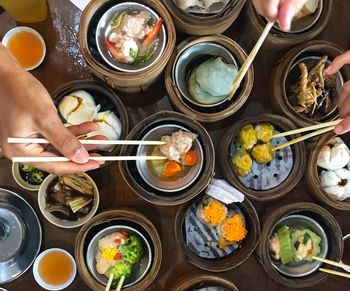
[
  {"x1": 237, "y1": 124, "x2": 257, "y2": 150},
  {"x1": 255, "y1": 123, "x2": 275, "y2": 143},
  {"x1": 232, "y1": 149, "x2": 252, "y2": 176},
  {"x1": 196, "y1": 57, "x2": 238, "y2": 97},
  {"x1": 252, "y1": 143, "x2": 274, "y2": 163},
  {"x1": 317, "y1": 137, "x2": 350, "y2": 171}
]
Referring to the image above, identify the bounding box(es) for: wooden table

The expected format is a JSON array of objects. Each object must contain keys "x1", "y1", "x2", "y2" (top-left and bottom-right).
[{"x1": 1, "y1": 1, "x2": 350, "y2": 290}]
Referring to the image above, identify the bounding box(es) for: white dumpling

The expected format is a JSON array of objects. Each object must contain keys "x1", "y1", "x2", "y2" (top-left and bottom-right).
[
  {"x1": 176, "y1": 0, "x2": 204, "y2": 10},
  {"x1": 87, "y1": 111, "x2": 122, "y2": 152},
  {"x1": 188, "y1": 67, "x2": 227, "y2": 105},
  {"x1": 58, "y1": 90, "x2": 97, "y2": 125},
  {"x1": 317, "y1": 137, "x2": 350, "y2": 170},
  {"x1": 320, "y1": 169, "x2": 350, "y2": 201},
  {"x1": 196, "y1": 57, "x2": 238, "y2": 97},
  {"x1": 203, "y1": 0, "x2": 226, "y2": 11}
]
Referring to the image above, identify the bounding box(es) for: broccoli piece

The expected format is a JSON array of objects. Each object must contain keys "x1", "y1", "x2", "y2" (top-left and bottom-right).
[
  {"x1": 107, "y1": 261, "x2": 131, "y2": 281},
  {"x1": 120, "y1": 235, "x2": 144, "y2": 264}
]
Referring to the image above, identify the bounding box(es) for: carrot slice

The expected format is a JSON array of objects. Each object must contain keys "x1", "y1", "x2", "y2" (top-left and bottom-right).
[
  {"x1": 184, "y1": 150, "x2": 197, "y2": 166},
  {"x1": 163, "y1": 161, "x2": 181, "y2": 177}
]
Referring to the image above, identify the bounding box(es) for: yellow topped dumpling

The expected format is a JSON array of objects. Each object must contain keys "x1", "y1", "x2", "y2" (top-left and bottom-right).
[
  {"x1": 255, "y1": 123, "x2": 275, "y2": 143},
  {"x1": 237, "y1": 124, "x2": 257, "y2": 150},
  {"x1": 251, "y1": 143, "x2": 274, "y2": 164},
  {"x1": 232, "y1": 149, "x2": 252, "y2": 176}
]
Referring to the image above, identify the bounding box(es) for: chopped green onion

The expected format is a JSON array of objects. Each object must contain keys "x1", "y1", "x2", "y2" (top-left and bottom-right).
[
  {"x1": 111, "y1": 12, "x2": 126, "y2": 29},
  {"x1": 303, "y1": 232, "x2": 311, "y2": 245},
  {"x1": 294, "y1": 241, "x2": 300, "y2": 250}
]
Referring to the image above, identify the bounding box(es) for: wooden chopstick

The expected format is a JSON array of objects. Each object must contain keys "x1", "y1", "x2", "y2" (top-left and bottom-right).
[
  {"x1": 8, "y1": 137, "x2": 166, "y2": 145},
  {"x1": 12, "y1": 156, "x2": 167, "y2": 163},
  {"x1": 271, "y1": 120, "x2": 341, "y2": 139},
  {"x1": 116, "y1": 275, "x2": 125, "y2": 291},
  {"x1": 272, "y1": 126, "x2": 334, "y2": 152},
  {"x1": 227, "y1": 22, "x2": 274, "y2": 100},
  {"x1": 313, "y1": 256, "x2": 350, "y2": 269},
  {"x1": 105, "y1": 273, "x2": 114, "y2": 291},
  {"x1": 319, "y1": 268, "x2": 350, "y2": 279}
]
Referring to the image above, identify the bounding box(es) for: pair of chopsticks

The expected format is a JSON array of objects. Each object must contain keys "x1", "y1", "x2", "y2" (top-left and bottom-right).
[
  {"x1": 7, "y1": 138, "x2": 167, "y2": 163},
  {"x1": 105, "y1": 274, "x2": 125, "y2": 291},
  {"x1": 313, "y1": 256, "x2": 350, "y2": 279},
  {"x1": 271, "y1": 120, "x2": 341, "y2": 152}
]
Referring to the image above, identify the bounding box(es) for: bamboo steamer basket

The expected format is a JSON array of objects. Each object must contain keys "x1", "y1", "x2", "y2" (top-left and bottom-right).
[
  {"x1": 119, "y1": 111, "x2": 215, "y2": 206},
  {"x1": 218, "y1": 114, "x2": 306, "y2": 201},
  {"x1": 161, "y1": 0, "x2": 245, "y2": 35},
  {"x1": 52, "y1": 80, "x2": 129, "y2": 165},
  {"x1": 75, "y1": 208, "x2": 162, "y2": 291},
  {"x1": 79, "y1": 0, "x2": 176, "y2": 93},
  {"x1": 306, "y1": 132, "x2": 350, "y2": 210},
  {"x1": 244, "y1": 0, "x2": 333, "y2": 51},
  {"x1": 256, "y1": 202, "x2": 343, "y2": 288},
  {"x1": 169, "y1": 272, "x2": 239, "y2": 291},
  {"x1": 174, "y1": 193, "x2": 260, "y2": 272},
  {"x1": 165, "y1": 35, "x2": 254, "y2": 123},
  {"x1": 271, "y1": 40, "x2": 350, "y2": 128}
]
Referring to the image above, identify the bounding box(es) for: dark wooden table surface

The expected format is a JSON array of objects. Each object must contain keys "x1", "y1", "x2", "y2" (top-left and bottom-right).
[{"x1": 1, "y1": 0, "x2": 350, "y2": 290}]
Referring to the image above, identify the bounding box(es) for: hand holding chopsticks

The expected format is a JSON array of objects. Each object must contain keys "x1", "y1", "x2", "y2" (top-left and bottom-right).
[
  {"x1": 313, "y1": 256, "x2": 350, "y2": 279},
  {"x1": 228, "y1": 22, "x2": 274, "y2": 100}
]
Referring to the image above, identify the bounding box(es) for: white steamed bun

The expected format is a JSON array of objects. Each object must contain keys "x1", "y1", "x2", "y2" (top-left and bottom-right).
[
  {"x1": 320, "y1": 168, "x2": 350, "y2": 201},
  {"x1": 317, "y1": 137, "x2": 350, "y2": 171}
]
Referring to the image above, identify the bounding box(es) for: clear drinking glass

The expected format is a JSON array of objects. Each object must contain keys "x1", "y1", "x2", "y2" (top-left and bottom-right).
[{"x1": 0, "y1": 0, "x2": 47, "y2": 23}]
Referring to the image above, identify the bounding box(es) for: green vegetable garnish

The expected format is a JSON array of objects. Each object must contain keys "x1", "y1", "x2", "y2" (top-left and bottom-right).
[
  {"x1": 31, "y1": 170, "x2": 44, "y2": 184},
  {"x1": 107, "y1": 261, "x2": 131, "y2": 286},
  {"x1": 277, "y1": 225, "x2": 293, "y2": 265},
  {"x1": 303, "y1": 232, "x2": 311, "y2": 245},
  {"x1": 111, "y1": 12, "x2": 126, "y2": 29},
  {"x1": 20, "y1": 164, "x2": 34, "y2": 172},
  {"x1": 294, "y1": 241, "x2": 300, "y2": 250},
  {"x1": 129, "y1": 48, "x2": 136, "y2": 58},
  {"x1": 135, "y1": 50, "x2": 155, "y2": 65},
  {"x1": 120, "y1": 235, "x2": 144, "y2": 264}
]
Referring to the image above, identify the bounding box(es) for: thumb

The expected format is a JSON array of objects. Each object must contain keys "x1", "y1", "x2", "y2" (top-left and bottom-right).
[
  {"x1": 278, "y1": 0, "x2": 306, "y2": 31},
  {"x1": 334, "y1": 116, "x2": 350, "y2": 135},
  {"x1": 40, "y1": 119, "x2": 89, "y2": 163}
]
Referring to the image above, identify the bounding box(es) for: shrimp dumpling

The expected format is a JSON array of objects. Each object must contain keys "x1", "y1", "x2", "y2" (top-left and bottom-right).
[{"x1": 317, "y1": 137, "x2": 350, "y2": 171}]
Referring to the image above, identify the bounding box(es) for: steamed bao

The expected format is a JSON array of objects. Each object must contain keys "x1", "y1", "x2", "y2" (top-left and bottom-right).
[
  {"x1": 318, "y1": 137, "x2": 350, "y2": 201},
  {"x1": 58, "y1": 90, "x2": 122, "y2": 151}
]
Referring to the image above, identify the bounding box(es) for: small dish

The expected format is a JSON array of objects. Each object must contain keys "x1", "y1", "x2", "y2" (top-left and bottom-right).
[
  {"x1": 270, "y1": 214, "x2": 328, "y2": 277},
  {"x1": 0, "y1": 188, "x2": 42, "y2": 284},
  {"x1": 33, "y1": 248, "x2": 76, "y2": 290},
  {"x1": 38, "y1": 173, "x2": 99, "y2": 228},
  {"x1": 86, "y1": 225, "x2": 152, "y2": 288},
  {"x1": 341, "y1": 233, "x2": 350, "y2": 273},
  {"x1": 12, "y1": 162, "x2": 48, "y2": 191},
  {"x1": 95, "y1": 2, "x2": 167, "y2": 72},
  {"x1": 2, "y1": 26, "x2": 46, "y2": 71},
  {"x1": 174, "y1": 42, "x2": 238, "y2": 108},
  {"x1": 136, "y1": 124, "x2": 203, "y2": 192}
]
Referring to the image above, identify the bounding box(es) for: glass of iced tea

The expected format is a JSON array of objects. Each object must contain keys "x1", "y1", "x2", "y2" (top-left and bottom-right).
[
  {"x1": 2, "y1": 26, "x2": 46, "y2": 71},
  {"x1": 33, "y1": 248, "x2": 76, "y2": 290},
  {"x1": 0, "y1": 0, "x2": 47, "y2": 23}
]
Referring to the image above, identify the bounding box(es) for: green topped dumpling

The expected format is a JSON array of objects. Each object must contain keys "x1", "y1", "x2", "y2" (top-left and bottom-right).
[{"x1": 290, "y1": 228, "x2": 321, "y2": 262}]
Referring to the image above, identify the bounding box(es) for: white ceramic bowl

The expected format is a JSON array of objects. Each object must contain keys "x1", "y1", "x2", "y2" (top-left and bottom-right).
[
  {"x1": 341, "y1": 233, "x2": 350, "y2": 273},
  {"x1": 33, "y1": 248, "x2": 76, "y2": 290},
  {"x1": 1, "y1": 26, "x2": 46, "y2": 71},
  {"x1": 38, "y1": 173, "x2": 99, "y2": 228},
  {"x1": 12, "y1": 162, "x2": 42, "y2": 191}
]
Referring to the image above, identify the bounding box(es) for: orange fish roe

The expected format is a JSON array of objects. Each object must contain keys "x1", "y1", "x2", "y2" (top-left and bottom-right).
[
  {"x1": 203, "y1": 201, "x2": 227, "y2": 225},
  {"x1": 223, "y1": 214, "x2": 247, "y2": 242}
]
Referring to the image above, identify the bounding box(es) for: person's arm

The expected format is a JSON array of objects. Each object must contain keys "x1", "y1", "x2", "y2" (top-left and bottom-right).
[
  {"x1": 252, "y1": 0, "x2": 307, "y2": 31},
  {"x1": 325, "y1": 51, "x2": 350, "y2": 134},
  {"x1": 0, "y1": 43, "x2": 104, "y2": 174}
]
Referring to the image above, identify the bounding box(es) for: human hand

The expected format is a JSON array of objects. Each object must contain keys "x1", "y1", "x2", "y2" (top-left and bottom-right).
[
  {"x1": 325, "y1": 51, "x2": 350, "y2": 134},
  {"x1": 0, "y1": 44, "x2": 105, "y2": 174},
  {"x1": 252, "y1": 0, "x2": 307, "y2": 31}
]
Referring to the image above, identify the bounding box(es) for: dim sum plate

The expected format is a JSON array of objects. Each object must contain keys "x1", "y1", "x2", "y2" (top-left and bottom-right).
[
  {"x1": 136, "y1": 124, "x2": 203, "y2": 192},
  {"x1": 270, "y1": 215, "x2": 328, "y2": 277},
  {"x1": 0, "y1": 188, "x2": 41, "y2": 284},
  {"x1": 86, "y1": 225, "x2": 152, "y2": 288}
]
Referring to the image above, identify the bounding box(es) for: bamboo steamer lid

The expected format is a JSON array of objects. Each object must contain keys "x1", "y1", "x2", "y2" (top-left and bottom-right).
[
  {"x1": 256, "y1": 202, "x2": 343, "y2": 288},
  {"x1": 174, "y1": 194, "x2": 260, "y2": 272},
  {"x1": 75, "y1": 208, "x2": 162, "y2": 291},
  {"x1": 161, "y1": 0, "x2": 245, "y2": 35},
  {"x1": 169, "y1": 272, "x2": 239, "y2": 291},
  {"x1": 218, "y1": 114, "x2": 306, "y2": 201},
  {"x1": 244, "y1": 0, "x2": 333, "y2": 51},
  {"x1": 270, "y1": 40, "x2": 350, "y2": 128},
  {"x1": 119, "y1": 110, "x2": 215, "y2": 206},
  {"x1": 165, "y1": 35, "x2": 253, "y2": 123},
  {"x1": 79, "y1": 0, "x2": 176, "y2": 93},
  {"x1": 306, "y1": 132, "x2": 350, "y2": 210}
]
